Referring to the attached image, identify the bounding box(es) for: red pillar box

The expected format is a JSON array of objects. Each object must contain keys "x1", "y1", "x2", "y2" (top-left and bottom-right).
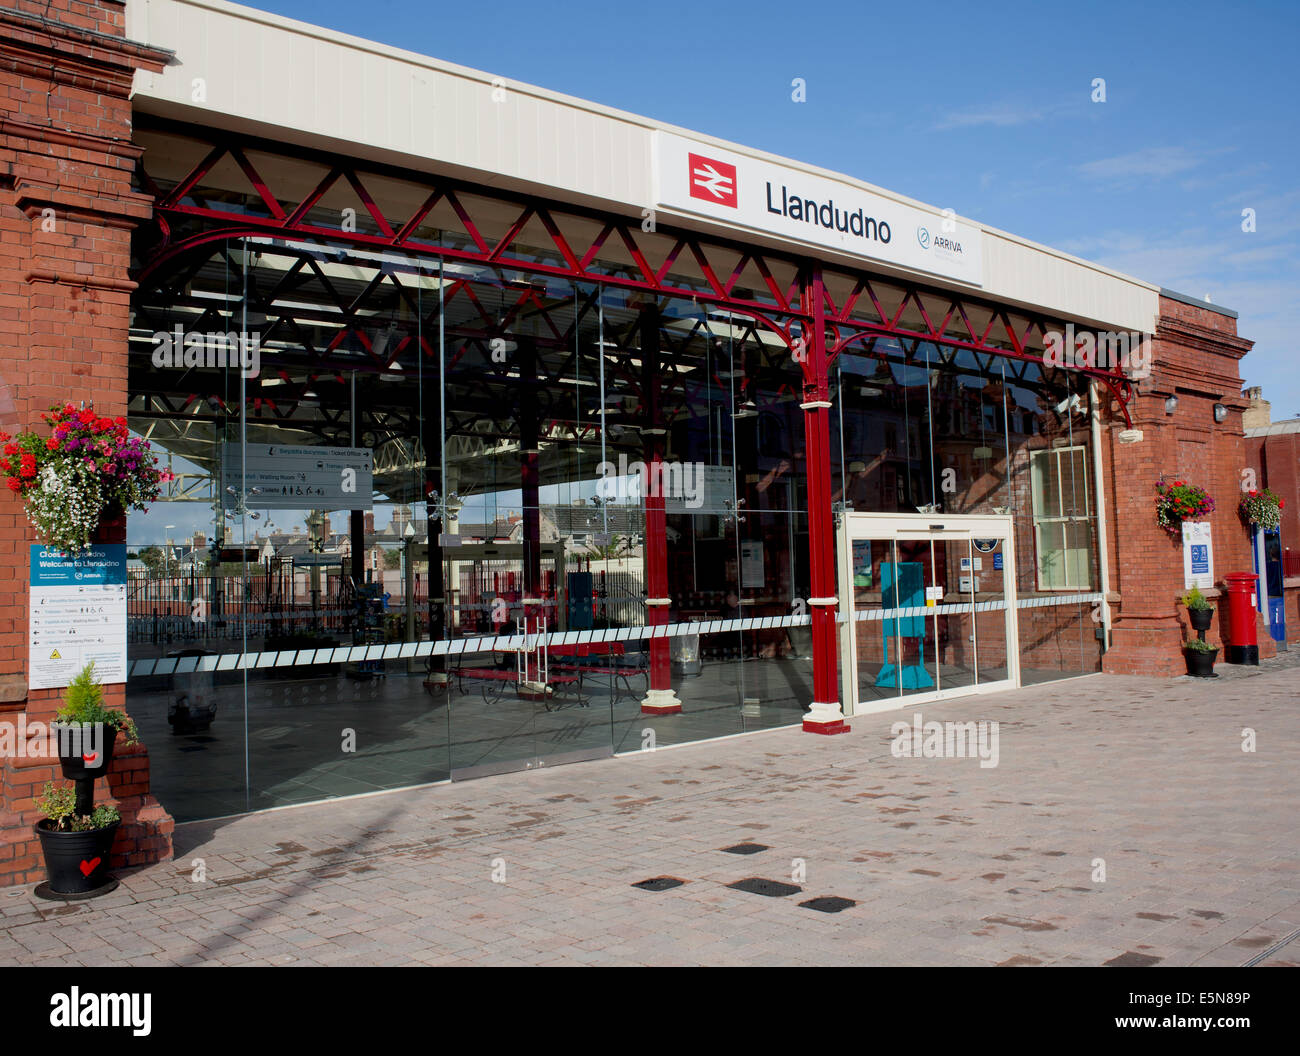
[{"x1": 1222, "y1": 573, "x2": 1260, "y2": 666}]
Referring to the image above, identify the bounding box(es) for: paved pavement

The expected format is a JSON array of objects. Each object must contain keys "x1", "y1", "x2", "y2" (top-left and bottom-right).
[{"x1": 2, "y1": 657, "x2": 1298, "y2": 966}]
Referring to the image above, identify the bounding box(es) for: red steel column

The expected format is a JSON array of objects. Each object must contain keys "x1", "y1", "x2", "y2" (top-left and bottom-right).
[
  {"x1": 800, "y1": 266, "x2": 849, "y2": 734},
  {"x1": 638, "y1": 304, "x2": 681, "y2": 714}
]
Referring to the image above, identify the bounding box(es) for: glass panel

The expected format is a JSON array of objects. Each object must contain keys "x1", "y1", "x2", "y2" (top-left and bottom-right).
[
  {"x1": 936, "y1": 537, "x2": 976, "y2": 693},
  {"x1": 852, "y1": 538, "x2": 906, "y2": 704},
  {"x1": 973, "y1": 537, "x2": 1010, "y2": 684}
]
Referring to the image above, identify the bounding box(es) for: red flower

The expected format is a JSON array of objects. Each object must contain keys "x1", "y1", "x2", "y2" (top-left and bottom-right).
[
  {"x1": 5, "y1": 478, "x2": 19, "y2": 492},
  {"x1": 77, "y1": 409, "x2": 94, "y2": 424},
  {"x1": 2, "y1": 443, "x2": 15, "y2": 456},
  {"x1": 19, "y1": 465, "x2": 34, "y2": 479},
  {"x1": 45, "y1": 437, "x2": 59, "y2": 451},
  {"x1": 1281, "y1": 500, "x2": 1287, "y2": 509}
]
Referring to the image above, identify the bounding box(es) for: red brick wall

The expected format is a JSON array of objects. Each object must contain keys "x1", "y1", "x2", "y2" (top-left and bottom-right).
[
  {"x1": 1102, "y1": 296, "x2": 1271, "y2": 676},
  {"x1": 0, "y1": 0, "x2": 173, "y2": 886}
]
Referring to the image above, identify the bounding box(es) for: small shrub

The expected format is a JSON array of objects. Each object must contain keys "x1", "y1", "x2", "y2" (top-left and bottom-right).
[
  {"x1": 54, "y1": 661, "x2": 137, "y2": 745},
  {"x1": 35, "y1": 782, "x2": 120, "y2": 832}
]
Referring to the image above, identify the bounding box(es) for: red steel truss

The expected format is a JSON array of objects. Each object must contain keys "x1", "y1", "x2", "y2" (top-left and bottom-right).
[{"x1": 136, "y1": 121, "x2": 1136, "y2": 427}]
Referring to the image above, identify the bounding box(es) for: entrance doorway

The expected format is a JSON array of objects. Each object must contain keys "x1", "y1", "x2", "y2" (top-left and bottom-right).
[{"x1": 836, "y1": 513, "x2": 1019, "y2": 715}]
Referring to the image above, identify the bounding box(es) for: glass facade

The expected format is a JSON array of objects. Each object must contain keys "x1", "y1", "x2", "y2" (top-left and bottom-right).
[{"x1": 126, "y1": 124, "x2": 1102, "y2": 822}]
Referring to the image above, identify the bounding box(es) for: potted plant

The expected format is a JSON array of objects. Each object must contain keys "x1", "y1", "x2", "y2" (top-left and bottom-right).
[
  {"x1": 1239, "y1": 487, "x2": 1284, "y2": 531},
  {"x1": 34, "y1": 663, "x2": 133, "y2": 899},
  {"x1": 1181, "y1": 585, "x2": 1215, "y2": 633},
  {"x1": 50, "y1": 662, "x2": 138, "y2": 779},
  {"x1": 32, "y1": 782, "x2": 121, "y2": 898},
  {"x1": 0, "y1": 402, "x2": 172, "y2": 555},
  {"x1": 1182, "y1": 636, "x2": 1219, "y2": 677},
  {"x1": 1154, "y1": 478, "x2": 1215, "y2": 538}
]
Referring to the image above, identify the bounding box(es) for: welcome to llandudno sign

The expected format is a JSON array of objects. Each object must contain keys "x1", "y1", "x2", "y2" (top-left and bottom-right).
[{"x1": 654, "y1": 131, "x2": 984, "y2": 288}]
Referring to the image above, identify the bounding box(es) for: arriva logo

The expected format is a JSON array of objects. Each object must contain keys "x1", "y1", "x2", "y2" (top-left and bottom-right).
[{"x1": 917, "y1": 225, "x2": 931, "y2": 249}]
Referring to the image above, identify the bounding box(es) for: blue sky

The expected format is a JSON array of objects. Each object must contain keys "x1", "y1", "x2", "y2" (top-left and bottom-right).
[{"x1": 245, "y1": 0, "x2": 1299, "y2": 418}]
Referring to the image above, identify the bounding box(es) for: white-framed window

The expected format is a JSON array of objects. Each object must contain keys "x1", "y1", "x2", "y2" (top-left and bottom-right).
[{"x1": 1030, "y1": 445, "x2": 1092, "y2": 590}]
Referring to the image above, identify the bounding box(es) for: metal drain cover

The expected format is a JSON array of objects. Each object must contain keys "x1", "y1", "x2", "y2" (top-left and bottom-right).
[
  {"x1": 721, "y1": 842, "x2": 770, "y2": 855},
  {"x1": 632, "y1": 877, "x2": 685, "y2": 892},
  {"x1": 799, "y1": 896, "x2": 857, "y2": 913},
  {"x1": 727, "y1": 877, "x2": 802, "y2": 897}
]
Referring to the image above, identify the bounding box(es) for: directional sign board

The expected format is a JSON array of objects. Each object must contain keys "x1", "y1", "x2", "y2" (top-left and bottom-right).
[
  {"x1": 221, "y1": 443, "x2": 373, "y2": 510},
  {"x1": 29, "y1": 544, "x2": 128, "y2": 690}
]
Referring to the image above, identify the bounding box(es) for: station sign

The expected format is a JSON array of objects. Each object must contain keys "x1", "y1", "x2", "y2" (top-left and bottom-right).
[
  {"x1": 221, "y1": 443, "x2": 373, "y2": 510},
  {"x1": 655, "y1": 131, "x2": 984, "y2": 288},
  {"x1": 29, "y1": 545, "x2": 127, "y2": 690}
]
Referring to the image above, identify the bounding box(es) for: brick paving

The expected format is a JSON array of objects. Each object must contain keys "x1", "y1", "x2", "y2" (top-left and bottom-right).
[{"x1": 1, "y1": 657, "x2": 1297, "y2": 966}]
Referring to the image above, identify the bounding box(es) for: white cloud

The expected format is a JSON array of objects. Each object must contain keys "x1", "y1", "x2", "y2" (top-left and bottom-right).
[{"x1": 1077, "y1": 146, "x2": 1212, "y2": 183}]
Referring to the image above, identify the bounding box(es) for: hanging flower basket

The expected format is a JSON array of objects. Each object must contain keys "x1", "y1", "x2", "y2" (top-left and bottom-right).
[
  {"x1": 0, "y1": 403, "x2": 173, "y2": 556},
  {"x1": 1154, "y1": 478, "x2": 1214, "y2": 537},
  {"x1": 1239, "y1": 487, "x2": 1283, "y2": 531}
]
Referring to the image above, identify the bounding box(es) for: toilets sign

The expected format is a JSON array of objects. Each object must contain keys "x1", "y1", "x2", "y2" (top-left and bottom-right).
[{"x1": 655, "y1": 131, "x2": 984, "y2": 287}]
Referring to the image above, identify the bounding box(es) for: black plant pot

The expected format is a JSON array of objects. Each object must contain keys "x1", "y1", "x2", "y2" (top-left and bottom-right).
[
  {"x1": 33, "y1": 819, "x2": 120, "y2": 897},
  {"x1": 54, "y1": 724, "x2": 118, "y2": 781},
  {"x1": 1183, "y1": 647, "x2": 1218, "y2": 677},
  {"x1": 1189, "y1": 608, "x2": 1214, "y2": 632}
]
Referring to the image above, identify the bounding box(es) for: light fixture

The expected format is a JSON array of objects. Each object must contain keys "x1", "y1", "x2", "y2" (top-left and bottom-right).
[
  {"x1": 1117, "y1": 428, "x2": 1144, "y2": 445},
  {"x1": 1165, "y1": 395, "x2": 1179, "y2": 415},
  {"x1": 1213, "y1": 403, "x2": 1227, "y2": 423}
]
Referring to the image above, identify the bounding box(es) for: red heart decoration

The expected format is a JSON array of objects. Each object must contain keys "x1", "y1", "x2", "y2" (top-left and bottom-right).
[
  {"x1": 79, "y1": 857, "x2": 101, "y2": 877},
  {"x1": 82, "y1": 752, "x2": 97, "y2": 764}
]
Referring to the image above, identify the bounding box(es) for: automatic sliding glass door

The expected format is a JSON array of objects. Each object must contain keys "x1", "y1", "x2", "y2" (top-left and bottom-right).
[{"x1": 838, "y1": 514, "x2": 1018, "y2": 715}]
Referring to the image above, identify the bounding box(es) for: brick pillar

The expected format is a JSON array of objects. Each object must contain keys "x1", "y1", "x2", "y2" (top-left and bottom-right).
[
  {"x1": 0, "y1": 1, "x2": 173, "y2": 886},
  {"x1": 1102, "y1": 295, "x2": 1259, "y2": 677}
]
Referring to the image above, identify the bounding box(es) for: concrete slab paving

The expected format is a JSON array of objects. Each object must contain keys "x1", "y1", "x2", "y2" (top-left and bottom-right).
[{"x1": 0, "y1": 658, "x2": 1297, "y2": 966}]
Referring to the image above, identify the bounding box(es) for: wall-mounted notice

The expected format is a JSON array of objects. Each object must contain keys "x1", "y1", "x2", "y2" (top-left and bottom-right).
[
  {"x1": 221, "y1": 443, "x2": 373, "y2": 509},
  {"x1": 1182, "y1": 522, "x2": 1214, "y2": 590},
  {"x1": 29, "y1": 545, "x2": 127, "y2": 690},
  {"x1": 740, "y1": 540, "x2": 765, "y2": 588}
]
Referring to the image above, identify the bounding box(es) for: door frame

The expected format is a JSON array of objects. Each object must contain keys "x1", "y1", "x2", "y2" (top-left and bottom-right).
[{"x1": 836, "y1": 512, "x2": 1020, "y2": 716}]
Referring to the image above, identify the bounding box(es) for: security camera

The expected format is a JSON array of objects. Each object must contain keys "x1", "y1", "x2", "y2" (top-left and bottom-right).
[{"x1": 1054, "y1": 394, "x2": 1082, "y2": 415}]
